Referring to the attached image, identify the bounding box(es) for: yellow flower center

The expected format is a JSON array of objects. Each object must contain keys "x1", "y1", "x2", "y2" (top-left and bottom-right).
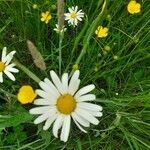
[
  {"x1": 17, "y1": 85, "x2": 37, "y2": 104},
  {"x1": 57, "y1": 94, "x2": 76, "y2": 114},
  {"x1": 0, "y1": 61, "x2": 5, "y2": 72},
  {"x1": 71, "y1": 12, "x2": 77, "y2": 19}
]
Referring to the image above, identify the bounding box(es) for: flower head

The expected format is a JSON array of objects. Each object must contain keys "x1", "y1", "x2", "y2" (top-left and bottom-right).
[
  {"x1": 41, "y1": 11, "x2": 52, "y2": 24},
  {"x1": 64, "y1": 6, "x2": 84, "y2": 26},
  {"x1": 17, "y1": 85, "x2": 37, "y2": 104},
  {"x1": 29, "y1": 70, "x2": 103, "y2": 142},
  {"x1": 95, "y1": 26, "x2": 108, "y2": 38},
  {"x1": 0, "y1": 47, "x2": 19, "y2": 83},
  {"x1": 54, "y1": 24, "x2": 67, "y2": 33},
  {"x1": 127, "y1": 0, "x2": 141, "y2": 14}
]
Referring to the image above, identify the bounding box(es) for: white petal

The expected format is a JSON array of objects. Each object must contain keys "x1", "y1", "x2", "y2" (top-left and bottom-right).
[
  {"x1": 61, "y1": 73, "x2": 68, "y2": 93},
  {"x1": 29, "y1": 106, "x2": 52, "y2": 114},
  {"x1": 39, "y1": 81, "x2": 59, "y2": 98},
  {"x1": 70, "y1": 19, "x2": 74, "y2": 25},
  {"x1": 77, "y1": 16, "x2": 82, "y2": 21},
  {"x1": 68, "y1": 7, "x2": 73, "y2": 13},
  {"x1": 5, "y1": 63, "x2": 16, "y2": 68},
  {"x1": 50, "y1": 70, "x2": 64, "y2": 94},
  {"x1": 74, "y1": 18, "x2": 78, "y2": 26},
  {"x1": 77, "y1": 102, "x2": 103, "y2": 111},
  {"x1": 89, "y1": 111, "x2": 103, "y2": 117},
  {"x1": 53, "y1": 115, "x2": 64, "y2": 138},
  {"x1": 5, "y1": 66, "x2": 19, "y2": 73},
  {"x1": 60, "y1": 115, "x2": 71, "y2": 142},
  {"x1": 43, "y1": 114, "x2": 58, "y2": 130},
  {"x1": 34, "y1": 98, "x2": 54, "y2": 105},
  {"x1": 0, "y1": 72, "x2": 3, "y2": 83},
  {"x1": 1, "y1": 47, "x2": 7, "y2": 62},
  {"x1": 44, "y1": 78, "x2": 60, "y2": 96},
  {"x1": 76, "y1": 94, "x2": 96, "y2": 102},
  {"x1": 4, "y1": 70, "x2": 15, "y2": 81},
  {"x1": 34, "y1": 113, "x2": 49, "y2": 124},
  {"x1": 75, "y1": 108, "x2": 99, "y2": 125},
  {"x1": 71, "y1": 112, "x2": 90, "y2": 127},
  {"x1": 5, "y1": 51, "x2": 16, "y2": 65},
  {"x1": 36, "y1": 89, "x2": 56, "y2": 104},
  {"x1": 75, "y1": 6, "x2": 78, "y2": 12},
  {"x1": 68, "y1": 70, "x2": 80, "y2": 95},
  {"x1": 75, "y1": 84, "x2": 95, "y2": 98},
  {"x1": 72, "y1": 116, "x2": 87, "y2": 133}
]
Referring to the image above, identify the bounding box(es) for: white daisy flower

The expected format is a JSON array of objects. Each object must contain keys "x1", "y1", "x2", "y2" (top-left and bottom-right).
[
  {"x1": 54, "y1": 24, "x2": 67, "y2": 33},
  {"x1": 64, "y1": 6, "x2": 84, "y2": 26},
  {"x1": 0, "y1": 47, "x2": 19, "y2": 83},
  {"x1": 29, "y1": 70, "x2": 103, "y2": 142}
]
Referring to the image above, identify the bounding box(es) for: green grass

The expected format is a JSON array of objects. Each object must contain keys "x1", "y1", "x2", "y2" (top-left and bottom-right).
[{"x1": 0, "y1": 0, "x2": 150, "y2": 149}]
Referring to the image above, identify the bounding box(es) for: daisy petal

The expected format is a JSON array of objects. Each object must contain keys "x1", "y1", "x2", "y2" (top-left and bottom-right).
[
  {"x1": 43, "y1": 114, "x2": 58, "y2": 130},
  {"x1": 71, "y1": 112, "x2": 90, "y2": 127},
  {"x1": 68, "y1": 8, "x2": 73, "y2": 13},
  {"x1": 72, "y1": 116, "x2": 87, "y2": 133},
  {"x1": 68, "y1": 70, "x2": 80, "y2": 95},
  {"x1": 5, "y1": 51, "x2": 16, "y2": 65},
  {"x1": 4, "y1": 70, "x2": 15, "y2": 81},
  {"x1": 75, "y1": 108, "x2": 99, "y2": 125},
  {"x1": 2, "y1": 47, "x2": 7, "y2": 62},
  {"x1": 39, "y1": 81, "x2": 59, "y2": 98},
  {"x1": 0, "y1": 72, "x2": 3, "y2": 83},
  {"x1": 53, "y1": 115, "x2": 64, "y2": 138},
  {"x1": 75, "y1": 84, "x2": 95, "y2": 98},
  {"x1": 44, "y1": 78, "x2": 60, "y2": 96},
  {"x1": 76, "y1": 94, "x2": 96, "y2": 102},
  {"x1": 60, "y1": 115, "x2": 71, "y2": 142},
  {"x1": 50, "y1": 70, "x2": 64, "y2": 94},
  {"x1": 77, "y1": 102, "x2": 103, "y2": 111},
  {"x1": 61, "y1": 73, "x2": 68, "y2": 93},
  {"x1": 34, "y1": 98, "x2": 54, "y2": 105},
  {"x1": 34, "y1": 113, "x2": 49, "y2": 124},
  {"x1": 29, "y1": 106, "x2": 52, "y2": 114},
  {"x1": 5, "y1": 66, "x2": 19, "y2": 73},
  {"x1": 89, "y1": 111, "x2": 103, "y2": 117}
]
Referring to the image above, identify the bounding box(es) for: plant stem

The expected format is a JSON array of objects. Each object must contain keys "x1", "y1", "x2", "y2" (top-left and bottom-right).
[
  {"x1": 58, "y1": 33, "x2": 63, "y2": 75},
  {"x1": 14, "y1": 59, "x2": 41, "y2": 83}
]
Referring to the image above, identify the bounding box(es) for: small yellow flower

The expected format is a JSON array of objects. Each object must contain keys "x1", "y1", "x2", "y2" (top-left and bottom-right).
[
  {"x1": 127, "y1": 0, "x2": 141, "y2": 14},
  {"x1": 95, "y1": 26, "x2": 108, "y2": 38},
  {"x1": 41, "y1": 11, "x2": 52, "y2": 24},
  {"x1": 17, "y1": 85, "x2": 37, "y2": 104},
  {"x1": 33, "y1": 4, "x2": 38, "y2": 9}
]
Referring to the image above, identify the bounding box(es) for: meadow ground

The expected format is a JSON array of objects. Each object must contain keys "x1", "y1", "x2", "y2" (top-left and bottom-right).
[{"x1": 0, "y1": 0, "x2": 150, "y2": 149}]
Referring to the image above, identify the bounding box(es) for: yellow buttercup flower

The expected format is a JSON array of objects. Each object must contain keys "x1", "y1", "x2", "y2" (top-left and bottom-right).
[
  {"x1": 95, "y1": 26, "x2": 108, "y2": 38},
  {"x1": 17, "y1": 85, "x2": 37, "y2": 104},
  {"x1": 41, "y1": 11, "x2": 52, "y2": 24},
  {"x1": 127, "y1": 0, "x2": 141, "y2": 14}
]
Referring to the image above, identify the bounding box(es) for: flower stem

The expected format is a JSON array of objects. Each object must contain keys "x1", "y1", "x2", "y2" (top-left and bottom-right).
[{"x1": 14, "y1": 59, "x2": 41, "y2": 83}]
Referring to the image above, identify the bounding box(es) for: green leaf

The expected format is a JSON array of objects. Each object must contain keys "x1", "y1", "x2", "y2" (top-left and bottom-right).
[{"x1": 0, "y1": 112, "x2": 32, "y2": 128}]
